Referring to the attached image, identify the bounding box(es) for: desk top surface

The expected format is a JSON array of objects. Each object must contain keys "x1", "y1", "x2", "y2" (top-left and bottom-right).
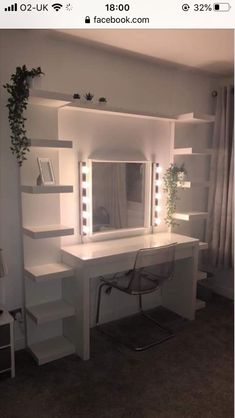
[{"x1": 61, "y1": 233, "x2": 198, "y2": 262}]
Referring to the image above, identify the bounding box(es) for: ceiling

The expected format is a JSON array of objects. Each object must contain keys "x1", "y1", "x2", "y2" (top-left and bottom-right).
[{"x1": 56, "y1": 29, "x2": 234, "y2": 76}]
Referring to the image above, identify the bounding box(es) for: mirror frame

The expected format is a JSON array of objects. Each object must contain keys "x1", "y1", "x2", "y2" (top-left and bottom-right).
[{"x1": 79, "y1": 159, "x2": 153, "y2": 241}]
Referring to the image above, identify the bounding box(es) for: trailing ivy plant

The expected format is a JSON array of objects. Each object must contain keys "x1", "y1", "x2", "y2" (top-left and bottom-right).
[
  {"x1": 3, "y1": 65, "x2": 44, "y2": 166},
  {"x1": 163, "y1": 163, "x2": 187, "y2": 227}
]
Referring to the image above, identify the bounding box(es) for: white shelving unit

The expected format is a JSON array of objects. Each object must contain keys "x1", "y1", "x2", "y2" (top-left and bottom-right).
[
  {"x1": 26, "y1": 300, "x2": 75, "y2": 325},
  {"x1": 29, "y1": 139, "x2": 73, "y2": 148},
  {"x1": 24, "y1": 89, "x2": 215, "y2": 345},
  {"x1": 21, "y1": 92, "x2": 77, "y2": 365},
  {"x1": 173, "y1": 212, "x2": 208, "y2": 221},
  {"x1": 29, "y1": 89, "x2": 215, "y2": 124},
  {"x1": 172, "y1": 111, "x2": 214, "y2": 310},
  {"x1": 21, "y1": 185, "x2": 73, "y2": 194},
  {"x1": 23, "y1": 225, "x2": 74, "y2": 239},
  {"x1": 173, "y1": 148, "x2": 212, "y2": 155},
  {"x1": 177, "y1": 181, "x2": 210, "y2": 189},
  {"x1": 175, "y1": 112, "x2": 215, "y2": 124},
  {"x1": 24, "y1": 262, "x2": 74, "y2": 282},
  {"x1": 195, "y1": 299, "x2": 206, "y2": 310},
  {"x1": 29, "y1": 336, "x2": 75, "y2": 366}
]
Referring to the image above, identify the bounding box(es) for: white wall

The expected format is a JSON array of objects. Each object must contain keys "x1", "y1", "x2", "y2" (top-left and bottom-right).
[{"x1": 0, "y1": 29, "x2": 219, "y2": 316}]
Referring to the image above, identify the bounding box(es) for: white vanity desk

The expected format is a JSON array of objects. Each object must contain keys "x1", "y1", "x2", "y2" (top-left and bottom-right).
[{"x1": 61, "y1": 232, "x2": 199, "y2": 360}]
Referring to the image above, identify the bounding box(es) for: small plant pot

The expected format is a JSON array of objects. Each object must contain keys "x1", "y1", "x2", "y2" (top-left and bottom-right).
[
  {"x1": 73, "y1": 93, "x2": 81, "y2": 100},
  {"x1": 178, "y1": 171, "x2": 186, "y2": 183},
  {"x1": 98, "y1": 98, "x2": 107, "y2": 106},
  {"x1": 26, "y1": 74, "x2": 43, "y2": 89}
]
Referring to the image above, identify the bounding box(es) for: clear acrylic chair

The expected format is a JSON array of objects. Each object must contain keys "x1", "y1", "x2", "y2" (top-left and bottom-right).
[{"x1": 96, "y1": 243, "x2": 176, "y2": 351}]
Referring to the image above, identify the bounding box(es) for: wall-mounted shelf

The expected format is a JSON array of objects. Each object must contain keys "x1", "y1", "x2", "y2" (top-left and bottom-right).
[
  {"x1": 196, "y1": 299, "x2": 206, "y2": 310},
  {"x1": 177, "y1": 181, "x2": 210, "y2": 188},
  {"x1": 26, "y1": 299, "x2": 75, "y2": 325},
  {"x1": 21, "y1": 185, "x2": 73, "y2": 194},
  {"x1": 66, "y1": 101, "x2": 176, "y2": 122},
  {"x1": 23, "y1": 225, "x2": 74, "y2": 239},
  {"x1": 175, "y1": 113, "x2": 215, "y2": 124},
  {"x1": 199, "y1": 241, "x2": 208, "y2": 251},
  {"x1": 29, "y1": 89, "x2": 215, "y2": 125},
  {"x1": 173, "y1": 212, "x2": 208, "y2": 221},
  {"x1": 29, "y1": 139, "x2": 73, "y2": 148},
  {"x1": 24, "y1": 262, "x2": 74, "y2": 282},
  {"x1": 29, "y1": 336, "x2": 75, "y2": 365},
  {"x1": 174, "y1": 148, "x2": 212, "y2": 155},
  {"x1": 29, "y1": 89, "x2": 72, "y2": 108},
  {"x1": 197, "y1": 271, "x2": 207, "y2": 281}
]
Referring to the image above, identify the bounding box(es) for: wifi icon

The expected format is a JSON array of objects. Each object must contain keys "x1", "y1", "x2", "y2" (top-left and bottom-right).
[{"x1": 52, "y1": 3, "x2": 63, "y2": 11}]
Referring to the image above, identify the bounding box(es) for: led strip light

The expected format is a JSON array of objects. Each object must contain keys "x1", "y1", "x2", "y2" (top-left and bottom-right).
[{"x1": 153, "y1": 163, "x2": 162, "y2": 226}]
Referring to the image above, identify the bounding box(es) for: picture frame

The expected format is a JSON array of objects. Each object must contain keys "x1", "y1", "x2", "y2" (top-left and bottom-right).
[{"x1": 37, "y1": 157, "x2": 55, "y2": 185}]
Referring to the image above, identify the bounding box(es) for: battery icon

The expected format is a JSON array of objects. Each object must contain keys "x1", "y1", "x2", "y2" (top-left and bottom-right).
[{"x1": 213, "y1": 3, "x2": 231, "y2": 11}]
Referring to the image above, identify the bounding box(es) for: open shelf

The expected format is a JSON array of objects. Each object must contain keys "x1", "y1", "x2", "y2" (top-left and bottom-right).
[
  {"x1": 199, "y1": 241, "x2": 208, "y2": 251},
  {"x1": 173, "y1": 212, "x2": 208, "y2": 221},
  {"x1": 29, "y1": 139, "x2": 73, "y2": 148},
  {"x1": 21, "y1": 185, "x2": 73, "y2": 194},
  {"x1": 174, "y1": 148, "x2": 212, "y2": 155},
  {"x1": 29, "y1": 89, "x2": 72, "y2": 108},
  {"x1": 23, "y1": 225, "x2": 74, "y2": 239},
  {"x1": 66, "y1": 101, "x2": 176, "y2": 122},
  {"x1": 26, "y1": 299, "x2": 75, "y2": 325},
  {"x1": 29, "y1": 336, "x2": 75, "y2": 365},
  {"x1": 197, "y1": 271, "x2": 207, "y2": 281},
  {"x1": 175, "y1": 112, "x2": 215, "y2": 124},
  {"x1": 29, "y1": 90, "x2": 215, "y2": 125},
  {"x1": 195, "y1": 299, "x2": 206, "y2": 310},
  {"x1": 177, "y1": 181, "x2": 210, "y2": 188},
  {"x1": 24, "y1": 262, "x2": 74, "y2": 282}
]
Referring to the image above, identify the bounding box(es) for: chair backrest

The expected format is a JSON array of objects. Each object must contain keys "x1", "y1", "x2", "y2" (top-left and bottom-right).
[{"x1": 127, "y1": 243, "x2": 176, "y2": 293}]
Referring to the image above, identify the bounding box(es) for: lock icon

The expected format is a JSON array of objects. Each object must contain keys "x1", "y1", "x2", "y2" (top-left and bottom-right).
[{"x1": 85, "y1": 16, "x2": 90, "y2": 24}]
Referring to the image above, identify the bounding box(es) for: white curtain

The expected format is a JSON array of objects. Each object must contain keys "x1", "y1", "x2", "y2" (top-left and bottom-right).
[
  {"x1": 206, "y1": 86, "x2": 234, "y2": 268},
  {"x1": 110, "y1": 163, "x2": 127, "y2": 228}
]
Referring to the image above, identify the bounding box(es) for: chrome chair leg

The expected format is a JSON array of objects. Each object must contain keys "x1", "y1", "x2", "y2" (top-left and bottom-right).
[{"x1": 96, "y1": 282, "x2": 108, "y2": 325}]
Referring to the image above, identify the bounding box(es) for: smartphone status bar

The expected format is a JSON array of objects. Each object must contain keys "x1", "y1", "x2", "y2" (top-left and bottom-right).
[{"x1": 0, "y1": 0, "x2": 234, "y2": 28}]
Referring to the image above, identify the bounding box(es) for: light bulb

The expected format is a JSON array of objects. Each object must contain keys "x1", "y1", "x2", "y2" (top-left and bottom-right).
[{"x1": 82, "y1": 166, "x2": 89, "y2": 174}]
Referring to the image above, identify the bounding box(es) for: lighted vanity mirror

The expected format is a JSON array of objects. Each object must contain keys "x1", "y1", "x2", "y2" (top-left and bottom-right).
[{"x1": 91, "y1": 161, "x2": 151, "y2": 234}]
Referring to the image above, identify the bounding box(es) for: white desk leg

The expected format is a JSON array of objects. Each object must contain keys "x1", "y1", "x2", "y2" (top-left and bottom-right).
[
  {"x1": 10, "y1": 321, "x2": 15, "y2": 378},
  {"x1": 161, "y1": 245, "x2": 199, "y2": 320},
  {"x1": 75, "y1": 266, "x2": 90, "y2": 361}
]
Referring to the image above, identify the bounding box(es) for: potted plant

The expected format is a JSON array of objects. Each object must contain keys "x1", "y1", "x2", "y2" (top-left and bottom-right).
[
  {"x1": 163, "y1": 163, "x2": 187, "y2": 227},
  {"x1": 3, "y1": 65, "x2": 44, "y2": 166},
  {"x1": 98, "y1": 97, "x2": 107, "y2": 105},
  {"x1": 84, "y1": 92, "x2": 94, "y2": 102}
]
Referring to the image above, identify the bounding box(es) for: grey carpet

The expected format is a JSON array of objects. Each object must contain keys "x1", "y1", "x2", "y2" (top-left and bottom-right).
[{"x1": 0, "y1": 295, "x2": 233, "y2": 418}]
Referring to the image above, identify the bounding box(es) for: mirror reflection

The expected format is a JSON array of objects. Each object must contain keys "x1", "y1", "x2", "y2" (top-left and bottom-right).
[{"x1": 92, "y1": 162, "x2": 146, "y2": 233}]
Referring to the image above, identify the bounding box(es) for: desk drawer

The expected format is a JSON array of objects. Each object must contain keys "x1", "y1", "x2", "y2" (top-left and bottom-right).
[{"x1": 0, "y1": 324, "x2": 10, "y2": 347}]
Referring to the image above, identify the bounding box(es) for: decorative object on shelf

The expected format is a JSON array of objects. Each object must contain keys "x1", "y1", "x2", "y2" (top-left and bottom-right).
[
  {"x1": 84, "y1": 92, "x2": 94, "y2": 102},
  {"x1": 37, "y1": 157, "x2": 55, "y2": 185},
  {"x1": 36, "y1": 174, "x2": 43, "y2": 186},
  {"x1": 73, "y1": 93, "x2": 80, "y2": 99},
  {"x1": 98, "y1": 97, "x2": 107, "y2": 104},
  {"x1": 0, "y1": 249, "x2": 8, "y2": 315},
  {"x1": 3, "y1": 65, "x2": 44, "y2": 166},
  {"x1": 163, "y1": 163, "x2": 187, "y2": 227}
]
